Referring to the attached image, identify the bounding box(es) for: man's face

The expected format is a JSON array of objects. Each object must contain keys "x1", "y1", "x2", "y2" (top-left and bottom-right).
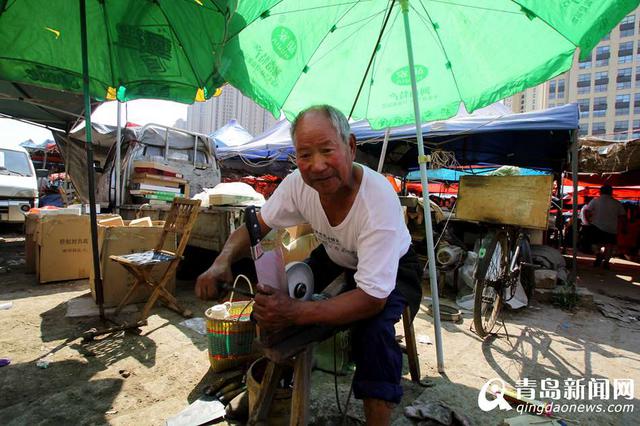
[{"x1": 293, "y1": 111, "x2": 355, "y2": 196}]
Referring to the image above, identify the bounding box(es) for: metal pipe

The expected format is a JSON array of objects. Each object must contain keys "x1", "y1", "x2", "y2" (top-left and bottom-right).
[
  {"x1": 571, "y1": 131, "x2": 579, "y2": 281},
  {"x1": 377, "y1": 128, "x2": 391, "y2": 173},
  {"x1": 115, "y1": 101, "x2": 122, "y2": 210},
  {"x1": 79, "y1": 0, "x2": 104, "y2": 320},
  {"x1": 401, "y1": 0, "x2": 444, "y2": 373},
  {"x1": 193, "y1": 135, "x2": 198, "y2": 166}
]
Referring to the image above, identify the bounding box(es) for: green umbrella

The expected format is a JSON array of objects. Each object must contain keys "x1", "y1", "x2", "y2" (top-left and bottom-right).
[
  {"x1": 0, "y1": 0, "x2": 263, "y2": 318},
  {"x1": 222, "y1": 0, "x2": 639, "y2": 371},
  {"x1": 0, "y1": 0, "x2": 239, "y2": 103}
]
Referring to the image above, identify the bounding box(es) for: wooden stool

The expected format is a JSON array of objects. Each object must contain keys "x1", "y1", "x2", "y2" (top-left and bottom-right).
[
  {"x1": 401, "y1": 305, "x2": 421, "y2": 383},
  {"x1": 248, "y1": 347, "x2": 314, "y2": 426},
  {"x1": 248, "y1": 307, "x2": 421, "y2": 425}
]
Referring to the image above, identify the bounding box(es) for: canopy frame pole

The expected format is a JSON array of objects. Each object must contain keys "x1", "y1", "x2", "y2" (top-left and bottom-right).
[
  {"x1": 115, "y1": 101, "x2": 122, "y2": 210},
  {"x1": 571, "y1": 130, "x2": 579, "y2": 281},
  {"x1": 377, "y1": 128, "x2": 391, "y2": 173},
  {"x1": 80, "y1": 0, "x2": 104, "y2": 320},
  {"x1": 558, "y1": 168, "x2": 565, "y2": 250},
  {"x1": 400, "y1": 0, "x2": 444, "y2": 373}
]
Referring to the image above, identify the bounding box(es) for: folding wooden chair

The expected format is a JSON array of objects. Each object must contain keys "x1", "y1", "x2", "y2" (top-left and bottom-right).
[{"x1": 110, "y1": 197, "x2": 202, "y2": 323}]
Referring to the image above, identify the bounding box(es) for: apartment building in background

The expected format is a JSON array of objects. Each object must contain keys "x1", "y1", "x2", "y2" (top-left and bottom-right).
[
  {"x1": 186, "y1": 85, "x2": 277, "y2": 137},
  {"x1": 508, "y1": 8, "x2": 640, "y2": 140}
]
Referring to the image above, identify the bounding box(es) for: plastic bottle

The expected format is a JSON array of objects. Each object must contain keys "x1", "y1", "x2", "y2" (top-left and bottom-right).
[{"x1": 208, "y1": 303, "x2": 230, "y2": 320}]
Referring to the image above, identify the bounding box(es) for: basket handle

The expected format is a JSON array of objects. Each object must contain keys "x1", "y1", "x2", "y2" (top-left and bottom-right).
[{"x1": 229, "y1": 274, "x2": 254, "y2": 304}]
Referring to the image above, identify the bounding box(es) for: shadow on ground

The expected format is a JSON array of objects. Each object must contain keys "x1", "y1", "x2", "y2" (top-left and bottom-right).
[{"x1": 0, "y1": 358, "x2": 123, "y2": 425}]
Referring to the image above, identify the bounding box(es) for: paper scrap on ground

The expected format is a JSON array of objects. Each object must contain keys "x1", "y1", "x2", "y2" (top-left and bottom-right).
[
  {"x1": 0, "y1": 301, "x2": 13, "y2": 310},
  {"x1": 165, "y1": 396, "x2": 225, "y2": 426},
  {"x1": 417, "y1": 335, "x2": 432, "y2": 345},
  {"x1": 178, "y1": 317, "x2": 207, "y2": 335},
  {"x1": 66, "y1": 294, "x2": 137, "y2": 318}
]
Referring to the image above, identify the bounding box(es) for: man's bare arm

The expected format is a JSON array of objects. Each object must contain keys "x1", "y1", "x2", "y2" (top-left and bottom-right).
[
  {"x1": 253, "y1": 285, "x2": 386, "y2": 329},
  {"x1": 195, "y1": 213, "x2": 271, "y2": 300}
]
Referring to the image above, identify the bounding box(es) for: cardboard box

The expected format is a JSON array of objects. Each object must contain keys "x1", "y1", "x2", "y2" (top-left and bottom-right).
[
  {"x1": 35, "y1": 214, "x2": 92, "y2": 283},
  {"x1": 89, "y1": 220, "x2": 176, "y2": 307},
  {"x1": 34, "y1": 214, "x2": 121, "y2": 283},
  {"x1": 24, "y1": 213, "x2": 40, "y2": 274}
]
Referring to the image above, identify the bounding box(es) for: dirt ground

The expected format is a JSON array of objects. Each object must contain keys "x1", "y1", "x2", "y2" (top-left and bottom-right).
[{"x1": 1, "y1": 224, "x2": 639, "y2": 425}]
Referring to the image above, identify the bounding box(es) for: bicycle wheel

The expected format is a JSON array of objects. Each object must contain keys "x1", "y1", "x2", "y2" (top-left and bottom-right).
[
  {"x1": 515, "y1": 236, "x2": 536, "y2": 303},
  {"x1": 473, "y1": 231, "x2": 508, "y2": 338}
]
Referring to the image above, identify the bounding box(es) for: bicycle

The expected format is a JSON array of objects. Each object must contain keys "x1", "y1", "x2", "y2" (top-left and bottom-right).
[{"x1": 472, "y1": 225, "x2": 536, "y2": 338}]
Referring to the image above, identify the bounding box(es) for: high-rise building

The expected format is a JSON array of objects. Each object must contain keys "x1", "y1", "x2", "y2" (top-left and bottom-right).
[
  {"x1": 508, "y1": 8, "x2": 640, "y2": 140},
  {"x1": 186, "y1": 85, "x2": 277, "y2": 137}
]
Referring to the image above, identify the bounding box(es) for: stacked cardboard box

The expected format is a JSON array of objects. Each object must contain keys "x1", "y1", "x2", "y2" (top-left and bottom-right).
[
  {"x1": 129, "y1": 161, "x2": 189, "y2": 205},
  {"x1": 32, "y1": 213, "x2": 119, "y2": 283},
  {"x1": 89, "y1": 216, "x2": 177, "y2": 307}
]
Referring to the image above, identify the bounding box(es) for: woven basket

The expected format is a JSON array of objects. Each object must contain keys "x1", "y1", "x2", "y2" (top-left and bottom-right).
[{"x1": 206, "y1": 279, "x2": 256, "y2": 373}]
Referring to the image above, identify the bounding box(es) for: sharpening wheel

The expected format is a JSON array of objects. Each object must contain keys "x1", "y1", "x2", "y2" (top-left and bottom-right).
[{"x1": 285, "y1": 261, "x2": 314, "y2": 300}]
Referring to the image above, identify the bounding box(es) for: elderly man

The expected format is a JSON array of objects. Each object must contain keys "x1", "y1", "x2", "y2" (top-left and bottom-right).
[
  {"x1": 196, "y1": 105, "x2": 422, "y2": 425},
  {"x1": 584, "y1": 185, "x2": 626, "y2": 269}
]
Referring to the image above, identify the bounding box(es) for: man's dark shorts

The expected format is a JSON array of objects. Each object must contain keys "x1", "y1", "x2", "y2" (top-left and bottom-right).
[
  {"x1": 591, "y1": 226, "x2": 617, "y2": 245},
  {"x1": 305, "y1": 244, "x2": 422, "y2": 403}
]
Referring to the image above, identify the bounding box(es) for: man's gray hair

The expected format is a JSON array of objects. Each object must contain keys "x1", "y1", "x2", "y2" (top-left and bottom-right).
[{"x1": 290, "y1": 105, "x2": 351, "y2": 145}]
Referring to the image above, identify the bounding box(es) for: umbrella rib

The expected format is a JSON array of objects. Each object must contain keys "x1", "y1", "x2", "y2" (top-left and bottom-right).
[
  {"x1": 425, "y1": 0, "x2": 525, "y2": 16},
  {"x1": 268, "y1": 1, "x2": 360, "y2": 16},
  {"x1": 362, "y1": 8, "x2": 400, "y2": 120},
  {"x1": 348, "y1": 0, "x2": 397, "y2": 120},
  {"x1": 509, "y1": 0, "x2": 578, "y2": 49},
  {"x1": 413, "y1": 1, "x2": 465, "y2": 107},
  {"x1": 308, "y1": 8, "x2": 387, "y2": 68},
  {"x1": 154, "y1": 2, "x2": 205, "y2": 92},
  {"x1": 279, "y1": 1, "x2": 362, "y2": 113}
]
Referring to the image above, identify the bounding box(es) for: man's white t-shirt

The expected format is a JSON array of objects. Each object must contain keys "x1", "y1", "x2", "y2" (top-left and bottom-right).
[
  {"x1": 587, "y1": 195, "x2": 625, "y2": 234},
  {"x1": 260, "y1": 164, "x2": 411, "y2": 300}
]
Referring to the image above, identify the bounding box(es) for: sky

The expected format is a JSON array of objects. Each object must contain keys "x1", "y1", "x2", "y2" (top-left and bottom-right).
[{"x1": 1, "y1": 99, "x2": 188, "y2": 147}]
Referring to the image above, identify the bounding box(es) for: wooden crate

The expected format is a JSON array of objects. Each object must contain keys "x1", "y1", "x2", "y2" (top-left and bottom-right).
[{"x1": 456, "y1": 175, "x2": 553, "y2": 230}]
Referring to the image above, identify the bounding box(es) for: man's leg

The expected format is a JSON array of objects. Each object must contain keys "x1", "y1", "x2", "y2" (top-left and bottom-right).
[{"x1": 351, "y1": 289, "x2": 407, "y2": 425}]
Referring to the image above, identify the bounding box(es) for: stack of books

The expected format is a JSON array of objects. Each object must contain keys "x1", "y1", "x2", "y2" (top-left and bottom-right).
[{"x1": 129, "y1": 161, "x2": 189, "y2": 205}]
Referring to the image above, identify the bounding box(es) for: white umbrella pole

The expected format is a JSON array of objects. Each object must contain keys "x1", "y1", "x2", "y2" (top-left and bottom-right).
[
  {"x1": 401, "y1": 0, "x2": 444, "y2": 373},
  {"x1": 377, "y1": 127, "x2": 391, "y2": 173},
  {"x1": 115, "y1": 101, "x2": 122, "y2": 210}
]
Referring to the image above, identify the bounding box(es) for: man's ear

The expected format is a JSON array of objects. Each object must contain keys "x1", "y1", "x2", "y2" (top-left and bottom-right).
[{"x1": 348, "y1": 133, "x2": 356, "y2": 157}]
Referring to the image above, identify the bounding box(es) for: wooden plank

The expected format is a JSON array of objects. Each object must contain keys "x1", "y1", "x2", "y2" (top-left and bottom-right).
[
  {"x1": 290, "y1": 348, "x2": 313, "y2": 426},
  {"x1": 248, "y1": 362, "x2": 284, "y2": 425},
  {"x1": 132, "y1": 172, "x2": 187, "y2": 184},
  {"x1": 402, "y1": 305, "x2": 420, "y2": 383},
  {"x1": 456, "y1": 175, "x2": 553, "y2": 230}
]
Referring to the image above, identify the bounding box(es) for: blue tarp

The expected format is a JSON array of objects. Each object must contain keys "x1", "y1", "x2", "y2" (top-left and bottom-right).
[
  {"x1": 209, "y1": 119, "x2": 253, "y2": 149},
  {"x1": 217, "y1": 104, "x2": 579, "y2": 173},
  {"x1": 352, "y1": 103, "x2": 578, "y2": 140},
  {"x1": 217, "y1": 119, "x2": 293, "y2": 161},
  {"x1": 406, "y1": 167, "x2": 549, "y2": 182}
]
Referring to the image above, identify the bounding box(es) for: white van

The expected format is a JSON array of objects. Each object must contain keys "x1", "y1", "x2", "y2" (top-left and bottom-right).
[{"x1": 0, "y1": 141, "x2": 38, "y2": 222}]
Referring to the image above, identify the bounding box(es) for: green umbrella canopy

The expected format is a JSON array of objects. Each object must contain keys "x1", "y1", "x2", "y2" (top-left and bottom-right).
[
  {"x1": 0, "y1": 0, "x2": 263, "y2": 104},
  {"x1": 222, "y1": 0, "x2": 640, "y2": 129}
]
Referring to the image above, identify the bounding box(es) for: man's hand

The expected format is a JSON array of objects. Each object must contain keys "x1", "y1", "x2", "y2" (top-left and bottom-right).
[
  {"x1": 195, "y1": 259, "x2": 233, "y2": 300},
  {"x1": 253, "y1": 284, "x2": 299, "y2": 331}
]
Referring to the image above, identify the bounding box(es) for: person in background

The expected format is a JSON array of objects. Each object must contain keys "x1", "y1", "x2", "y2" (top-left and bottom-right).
[
  {"x1": 584, "y1": 185, "x2": 626, "y2": 269},
  {"x1": 578, "y1": 196, "x2": 594, "y2": 252}
]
